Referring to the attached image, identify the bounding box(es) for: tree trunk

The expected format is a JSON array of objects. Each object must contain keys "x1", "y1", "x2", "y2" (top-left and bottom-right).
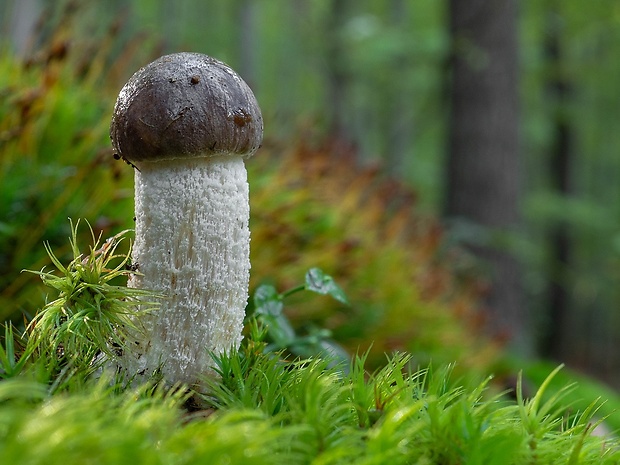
[
  {"x1": 540, "y1": 8, "x2": 573, "y2": 361},
  {"x1": 383, "y1": 0, "x2": 410, "y2": 177},
  {"x1": 325, "y1": 0, "x2": 351, "y2": 141},
  {"x1": 237, "y1": 0, "x2": 257, "y2": 87},
  {"x1": 445, "y1": 0, "x2": 528, "y2": 353},
  {"x1": 3, "y1": 0, "x2": 42, "y2": 56}
]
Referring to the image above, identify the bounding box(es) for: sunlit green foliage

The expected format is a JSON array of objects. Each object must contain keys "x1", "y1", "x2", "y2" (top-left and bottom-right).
[
  {"x1": 0, "y1": 221, "x2": 157, "y2": 391},
  {"x1": 25, "y1": 220, "x2": 156, "y2": 370},
  {"x1": 2, "y1": 346, "x2": 617, "y2": 464}
]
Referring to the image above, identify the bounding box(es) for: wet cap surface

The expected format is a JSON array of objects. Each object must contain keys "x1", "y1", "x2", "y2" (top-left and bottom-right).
[{"x1": 110, "y1": 52, "x2": 263, "y2": 163}]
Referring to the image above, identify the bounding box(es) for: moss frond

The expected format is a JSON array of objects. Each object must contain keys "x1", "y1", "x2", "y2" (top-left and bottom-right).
[{"x1": 22, "y1": 220, "x2": 158, "y2": 377}]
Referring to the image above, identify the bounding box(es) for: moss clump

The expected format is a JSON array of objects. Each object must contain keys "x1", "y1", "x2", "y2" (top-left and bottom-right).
[{"x1": 1, "y1": 347, "x2": 617, "y2": 464}]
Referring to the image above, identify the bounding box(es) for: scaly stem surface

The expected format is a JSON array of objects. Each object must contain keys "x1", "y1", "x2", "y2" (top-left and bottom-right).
[{"x1": 120, "y1": 156, "x2": 250, "y2": 385}]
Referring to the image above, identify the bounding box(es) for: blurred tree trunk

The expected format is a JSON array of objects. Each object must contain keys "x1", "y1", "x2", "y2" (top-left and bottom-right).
[
  {"x1": 237, "y1": 0, "x2": 257, "y2": 87},
  {"x1": 383, "y1": 0, "x2": 410, "y2": 177},
  {"x1": 160, "y1": 0, "x2": 178, "y2": 49},
  {"x1": 4, "y1": 0, "x2": 41, "y2": 55},
  {"x1": 325, "y1": 0, "x2": 351, "y2": 142},
  {"x1": 445, "y1": 0, "x2": 529, "y2": 352},
  {"x1": 540, "y1": 9, "x2": 573, "y2": 361}
]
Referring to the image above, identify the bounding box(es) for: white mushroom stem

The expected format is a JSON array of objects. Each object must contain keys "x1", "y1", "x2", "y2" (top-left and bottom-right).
[{"x1": 124, "y1": 156, "x2": 249, "y2": 385}]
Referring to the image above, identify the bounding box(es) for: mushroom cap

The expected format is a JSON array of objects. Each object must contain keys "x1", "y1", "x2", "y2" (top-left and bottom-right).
[{"x1": 110, "y1": 52, "x2": 263, "y2": 163}]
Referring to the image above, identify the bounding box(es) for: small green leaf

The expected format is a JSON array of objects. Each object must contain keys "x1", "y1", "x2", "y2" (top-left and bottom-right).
[
  {"x1": 253, "y1": 284, "x2": 284, "y2": 317},
  {"x1": 264, "y1": 313, "x2": 296, "y2": 348},
  {"x1": 305, "y1": 268, "x2": 350, "y2": 305}
]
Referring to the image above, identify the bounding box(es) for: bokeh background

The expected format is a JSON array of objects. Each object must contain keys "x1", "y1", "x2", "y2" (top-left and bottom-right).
[{"x1": 2, "y1": 0, "x2": 620, "y2": 388}]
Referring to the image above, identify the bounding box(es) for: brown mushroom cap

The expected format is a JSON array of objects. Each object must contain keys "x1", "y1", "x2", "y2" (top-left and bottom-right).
[{"x1": 110, "y1": 52, "x2": 263, "y2": 163}]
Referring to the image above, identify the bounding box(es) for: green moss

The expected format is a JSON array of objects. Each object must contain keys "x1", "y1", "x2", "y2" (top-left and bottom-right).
[
  {"x1": 1, "y1": 349, "x2": 618, "y2": 464},
  {"x1": 1, "y1": 218, "x2": 617, "y2": 464}
]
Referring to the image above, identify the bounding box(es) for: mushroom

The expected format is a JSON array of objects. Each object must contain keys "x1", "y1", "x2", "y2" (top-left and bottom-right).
[{"x1": 110, "y1": 52, "x2": 262, "y2": 386}]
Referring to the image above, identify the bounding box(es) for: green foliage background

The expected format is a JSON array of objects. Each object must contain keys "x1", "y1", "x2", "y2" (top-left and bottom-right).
[
  {"x1": 0, "y1": 38, "x2": 134, "y2": 317},
  {"x1": 0, "y1": 25, "x2": 495, "y2": 377},
  {"x1": 78, "y1": 0, "x2": 620, "y2": 379},
  {"x1": 3, "y1": 5, "x2": 620, "y2": 460},
  {"x1": 2, "y1": 0, "x2": 620, "y2": 386}
]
